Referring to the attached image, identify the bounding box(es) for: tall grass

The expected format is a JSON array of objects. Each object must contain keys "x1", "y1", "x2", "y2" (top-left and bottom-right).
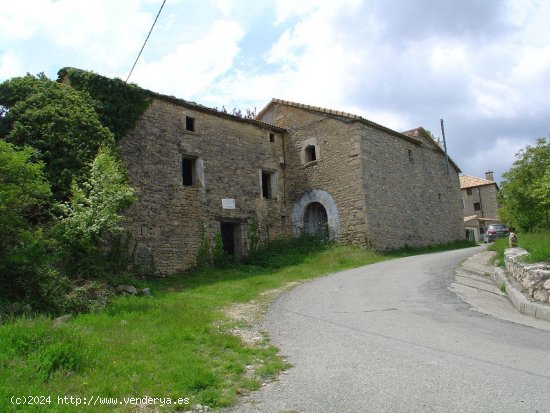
[
  {"x1": 488, "y1": 230, "x2": 550, "y2": 264},
  {"x1": 0, "y1": 237, "x2": 476, "y2": 411}
]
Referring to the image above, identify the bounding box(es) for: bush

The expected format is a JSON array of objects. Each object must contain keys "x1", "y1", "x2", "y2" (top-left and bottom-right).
[{"x1": 56, "y1": 147, "x2": 135, "y2": 277}]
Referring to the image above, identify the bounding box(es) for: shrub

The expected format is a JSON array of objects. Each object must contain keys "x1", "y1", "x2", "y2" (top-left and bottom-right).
[{"x1": 56, "y1": 147, "x2": 135, "y2": 277}]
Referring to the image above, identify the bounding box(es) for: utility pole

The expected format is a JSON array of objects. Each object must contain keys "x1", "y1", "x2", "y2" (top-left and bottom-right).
[{"x1": 440, "y1": 119, "x2": 450, "y2": 175}]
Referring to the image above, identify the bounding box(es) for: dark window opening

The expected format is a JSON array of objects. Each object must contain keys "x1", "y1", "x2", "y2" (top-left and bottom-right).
[
  {"x1": 466, "y1": 188, "x2": 472, "y2": 195},
  {"x1": 262, "y1": 171, "x2": 272, "y2": 199},
  {"x1": 182, "y1": 158, "x2": 195, "y2": 186},
  {"x1": 474, "y1": 202, "x2": 481, "y2": 211},
  {"x1": 408, "y1": 149, "x2": 413, "y2": 162},
  {"x1": 269, "y1": 133, "x2": 275, "y2": 143},
  {"x1": 305, "y1": 145, "x2": 317, "y2": 163},
  {"x1": 185, "y1": 116, "x2": 195, "y2": 132}
]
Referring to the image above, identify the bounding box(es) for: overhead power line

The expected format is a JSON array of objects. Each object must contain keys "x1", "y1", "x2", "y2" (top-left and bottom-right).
[{"x1": 126, "y1": 0, "x2": 166, "y2": 82}]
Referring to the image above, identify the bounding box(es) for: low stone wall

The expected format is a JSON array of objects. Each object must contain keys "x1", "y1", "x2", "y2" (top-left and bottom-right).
[{"x1": 504, "y1": 248, "x2": 550, "y2": 304}]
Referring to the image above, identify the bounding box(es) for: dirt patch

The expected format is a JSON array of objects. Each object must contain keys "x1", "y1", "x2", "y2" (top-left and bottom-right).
[{"x1": 223, "y1": 281, "x2": 303, "y2": 346}]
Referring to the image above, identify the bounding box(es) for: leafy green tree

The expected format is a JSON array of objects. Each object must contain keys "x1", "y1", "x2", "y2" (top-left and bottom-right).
[
  {"x1": 0, "y1": 140, "x2": 56, "y2": 305},
  {"x1": 499, "y1": 138, "x2": 550, "y2": 231},
  {"x1": 56, "y1": 147, "x2": 136, "y2": 276},
  {"x1": 0, "y1": 74, "x2": 115, "y2": 200}
]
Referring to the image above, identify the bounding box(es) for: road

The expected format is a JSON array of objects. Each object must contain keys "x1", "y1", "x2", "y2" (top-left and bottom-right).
[{"x1": 225, "y1": 247, "x2": 550, "y2": 413}]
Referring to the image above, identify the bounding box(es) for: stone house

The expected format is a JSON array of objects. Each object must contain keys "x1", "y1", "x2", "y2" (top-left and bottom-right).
[
  {"x1": 459, "y1": 172, "x2": 500, "y2": 240},
  {"x1": 117, "y1": 92, "x2": 464, "y2": 274}
]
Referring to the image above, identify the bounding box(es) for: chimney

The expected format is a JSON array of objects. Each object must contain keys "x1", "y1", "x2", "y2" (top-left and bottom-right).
[{"x1": 485, "y1": 171, "x2": 494, "y2": 181}]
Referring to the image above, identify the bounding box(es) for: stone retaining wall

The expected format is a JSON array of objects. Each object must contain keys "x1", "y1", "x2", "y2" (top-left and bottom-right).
[{"x1": 504, "y1": 248, "x2": 550, "y2": 304}]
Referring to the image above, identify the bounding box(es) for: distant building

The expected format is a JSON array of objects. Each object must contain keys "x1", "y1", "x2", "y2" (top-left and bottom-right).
[{"x1": 459, "y1": 172, "x2": 500, "y2": 241}]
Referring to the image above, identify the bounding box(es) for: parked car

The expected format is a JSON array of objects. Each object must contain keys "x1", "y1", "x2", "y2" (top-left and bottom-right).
[{"x1": 483, "y1": 224, "x2": 510, "y2": 243}]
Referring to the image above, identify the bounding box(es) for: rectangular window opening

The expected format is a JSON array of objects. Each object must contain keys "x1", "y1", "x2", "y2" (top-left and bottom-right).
[
  {"x1": 408, "y1": 149, "x2": 413, "y2": 162},
  {"x1": 182, "y1": 157, "x2": 196, "y2": 186},
  {"x1": 261, "y1": 171, "x2": 273, "y2": 199},
  {"x1": 473, "y1": 202, "x2": 481, "y2": 211},
  {"x1": 466, "y1": 188, "x2": 472, "y2": 195},
  {"x1": 269, "y1": 133, "x2": 275, "y2": 143},
  {"x1": 305, "y1": 145, "x2": 317, "y2": 163},
  {"x1": 185, "y1": 116, "x2": 195, "y2": 132}
]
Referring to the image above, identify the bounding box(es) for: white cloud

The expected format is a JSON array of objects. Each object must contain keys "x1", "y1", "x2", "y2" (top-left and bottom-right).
[
  {"x1": 0, "y1": 52, "x2": 23, "y2": 79},
  {"x1": 129, "y1": 20, "x2": 245, "y2": 98}
]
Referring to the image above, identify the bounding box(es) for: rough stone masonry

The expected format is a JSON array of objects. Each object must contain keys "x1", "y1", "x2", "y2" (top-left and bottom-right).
[{"x1": 118, "y1": 92, "x2": 465, "y2": 274}]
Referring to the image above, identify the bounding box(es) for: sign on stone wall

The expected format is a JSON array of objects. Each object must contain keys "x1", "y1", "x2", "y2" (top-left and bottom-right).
[{"x1": 222, "y1": 199, "x2": 236, "y2": 209}]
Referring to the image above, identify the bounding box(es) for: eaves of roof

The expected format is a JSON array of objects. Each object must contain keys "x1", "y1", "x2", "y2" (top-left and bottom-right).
[
  {"x1": 460, "y1": 175, "x2": 499, "y2": 190},
  {"x1": 402, "y1": 127, "x2": 462, "y2": 173},
  {"x1": 257, "y1": 98, "x2": 423, "y2": 146},
  {"x1": 58, "y1": 67, "x2": 286, "y2": 133},
  {"x1": 150, "y1": 92, "x2": 286, "y2": 132}
]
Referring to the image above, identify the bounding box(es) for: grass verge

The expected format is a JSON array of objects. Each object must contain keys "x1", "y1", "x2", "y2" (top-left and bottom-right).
[
  {"x1": 0, "y1": 237, "x2": 476, "y2": 412},
  {"x1": 488, "y1": 230, "x2": 550, "y2": 265}
]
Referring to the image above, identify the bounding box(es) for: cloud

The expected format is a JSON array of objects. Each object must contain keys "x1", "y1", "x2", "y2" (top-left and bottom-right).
[
  {"x1": 128, "y1": 20, "x2": 245, "y2": 98},
  {"x1": 1, "y1": 0, "x2": 548, "y2": 184},
  {"x1": 460, "y1": 136, "x2": 530, "y2": 184},
  {"x1": 0, "y1": 0, "x2": 154, "y2": 78}
]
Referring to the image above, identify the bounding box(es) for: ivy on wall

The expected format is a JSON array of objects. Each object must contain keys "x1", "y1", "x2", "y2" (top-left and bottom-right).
[{"x1": 58, "y1": 68, "x2": 152, "y2": 141}]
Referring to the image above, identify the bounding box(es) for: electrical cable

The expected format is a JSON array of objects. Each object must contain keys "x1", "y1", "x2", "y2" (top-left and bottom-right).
[{"x1": 125, "y1": 0, "x2": 166, "y2": 82}]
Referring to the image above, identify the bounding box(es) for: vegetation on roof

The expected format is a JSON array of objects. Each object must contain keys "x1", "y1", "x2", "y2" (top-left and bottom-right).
[{"x1": 58, "y1": 68, "x2": 151, "y2": 140}]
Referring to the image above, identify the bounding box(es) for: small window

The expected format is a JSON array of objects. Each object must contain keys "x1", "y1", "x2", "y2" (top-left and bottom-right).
[
  {"x1": 408, "y1": 149, "x2": 413, "y2": 162},
  {"x1": 473, "y1": 202, "x2": 481, "y2": 211},
  {"x1": 182, "y1": 157, "x2": 196, "y2": 186},
  {"x1": 185, "y1": 116, "x2": 195, "y2": 132},
  {"x1": 269, "y1": 133, "x2": 275, "y2": 143},
  {"x1": 305, "y1": 145, "x2": 317, "y2": 163},
  {"x1": 466, "y1": 188, "x2": 472, "y2": 195}
]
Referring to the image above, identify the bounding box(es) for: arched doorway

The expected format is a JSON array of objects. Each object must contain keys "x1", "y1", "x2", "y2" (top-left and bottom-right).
[
  {"x1": 291, "y1": 189, "x2": 340, "y2": 240},
  {"x1": 304, "y1": 202, "x2": 328, "y2": 238}
]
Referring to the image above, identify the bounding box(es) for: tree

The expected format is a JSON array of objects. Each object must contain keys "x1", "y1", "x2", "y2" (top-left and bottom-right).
[
  {"x1": 498, "y1": 138, "x2": 550, "y2": 231},
  {"x1": 0, "y1": 74, "x2": 115, "y2": 200},
  {"x1": 0, "y1": 140, "x2": 53, "y2": 304}
]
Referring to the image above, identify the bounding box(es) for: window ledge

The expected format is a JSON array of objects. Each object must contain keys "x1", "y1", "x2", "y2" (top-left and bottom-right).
[{"x1": 301, "y1": 160, "x2": 319, "y2": 169}]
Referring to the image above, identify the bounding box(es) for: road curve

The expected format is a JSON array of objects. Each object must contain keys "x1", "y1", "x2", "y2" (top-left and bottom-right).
[{"x1": 225, "y1": 247, "x2": 550, "y2": 413}]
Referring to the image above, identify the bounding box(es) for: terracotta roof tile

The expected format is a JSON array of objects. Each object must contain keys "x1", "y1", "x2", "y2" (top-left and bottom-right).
[{"x1": 459, "y1": 175, "x2": 495, "y2": 189}]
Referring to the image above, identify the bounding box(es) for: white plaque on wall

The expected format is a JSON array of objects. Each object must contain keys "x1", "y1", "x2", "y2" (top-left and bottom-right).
[{"x1": 222, "y1": 199, "x2": 236, "y2": 209}]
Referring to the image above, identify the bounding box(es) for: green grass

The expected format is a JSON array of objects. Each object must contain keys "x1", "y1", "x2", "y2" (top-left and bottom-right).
[
  {"x1": 488, "y1": 230, "x2": 550, "y2": 265},
  {"x1": 0, "y1": 237, "x2": 475, "y2": 412}
]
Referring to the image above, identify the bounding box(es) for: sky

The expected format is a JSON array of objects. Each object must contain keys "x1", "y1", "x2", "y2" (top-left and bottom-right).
[{"x1": 1, "y1": 0, "x2": 549, "y2": 184}]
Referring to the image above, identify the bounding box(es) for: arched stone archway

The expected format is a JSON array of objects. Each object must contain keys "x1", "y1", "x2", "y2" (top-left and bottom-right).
[{"x1": 292, "y1": 189, "x2": 340, "y2": 240}]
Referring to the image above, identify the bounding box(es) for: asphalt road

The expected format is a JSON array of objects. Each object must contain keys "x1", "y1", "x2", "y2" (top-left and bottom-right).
[{"x1": 225, "y1": 247, "x2": 550, "y2": 413}]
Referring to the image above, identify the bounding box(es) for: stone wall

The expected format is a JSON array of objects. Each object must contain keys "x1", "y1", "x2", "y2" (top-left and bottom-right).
[
  {"x1": 261, "y1": 103, "x2": 367, "y2": 243},
  {"x1": 259, "y1": 103, "x2": 464, "y2": 249},
  {"x1": 361, "y1": 127, "x2": 464, "y2": 250},
  {"x1": 505, "y1": 248, "x2": 550, "y2": 304},
  {"x1": 118, "y1": 97, "x2": 288, "y2": 274}
]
